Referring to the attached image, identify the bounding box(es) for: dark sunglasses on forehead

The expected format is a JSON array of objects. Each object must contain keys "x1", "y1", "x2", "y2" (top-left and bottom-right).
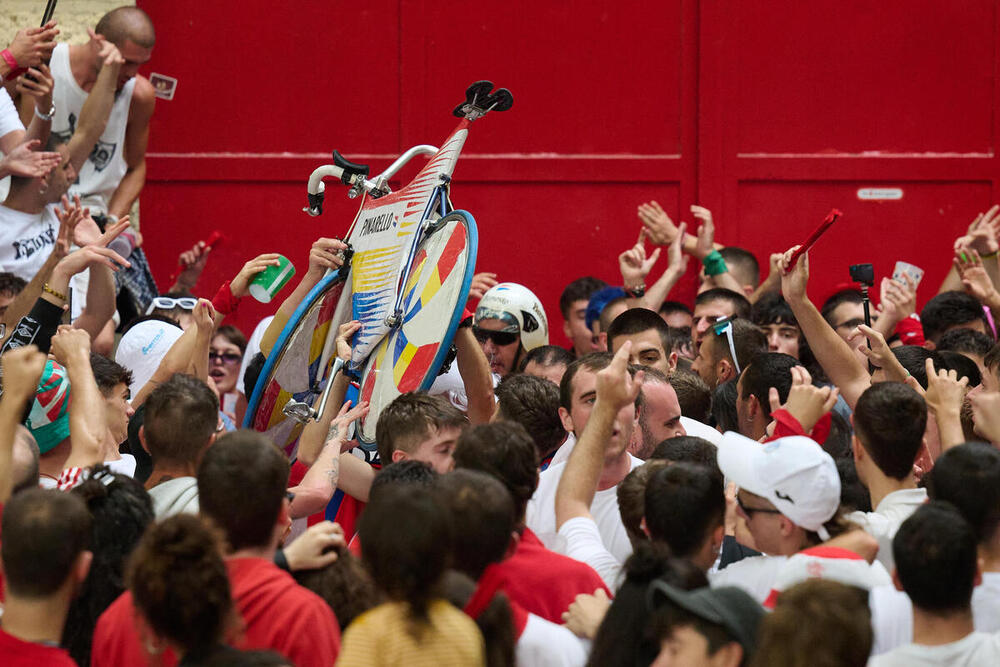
[{"x1": 472, "y1": 326, "x2": 518, "y2": 346}]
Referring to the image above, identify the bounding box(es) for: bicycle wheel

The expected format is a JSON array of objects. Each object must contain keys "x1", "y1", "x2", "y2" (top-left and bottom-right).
[
  {"x1": 355, "y1": 210, "x2": 478, "y2": 444},
  {"x1": 243, "y1": 269, "x2": 352, "y2": 456}
]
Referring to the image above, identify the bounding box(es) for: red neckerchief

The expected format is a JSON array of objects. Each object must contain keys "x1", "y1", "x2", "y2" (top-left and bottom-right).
[{"x1": 463, "y1": 563, "x2": 529, "y2": 637}]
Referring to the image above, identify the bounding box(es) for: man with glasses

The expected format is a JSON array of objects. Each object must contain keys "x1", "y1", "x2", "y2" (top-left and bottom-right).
[
  {"x1": 691, "y1": 316, "x2": 767, "y2": 391},
  {"x1": 711, "y1": 431, "x2": 890, "y2": 604},
  {"x1": 472, "y1": 282, "x2": 549, "y2": 378}
]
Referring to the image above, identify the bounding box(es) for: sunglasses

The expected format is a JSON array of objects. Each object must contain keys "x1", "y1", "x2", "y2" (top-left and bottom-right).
[
  {"x1": 737, "y1": 495, "x2": 783, "y2": 518},
  {"x1": 209, "y1": 351, "x2": 243, "y2": 365},
  {"x1": 146, "y1": 296, "x2": 198, "y2": 315},
  {"x1": 711, "y1": 316, "x2": 742, "y2": 375},
  {"x1": 472, "y1": 326, "x2": 518, "y2": 346}
]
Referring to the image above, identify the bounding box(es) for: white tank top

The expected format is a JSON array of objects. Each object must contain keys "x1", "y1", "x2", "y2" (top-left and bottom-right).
[{"x1": 49, "y1": 43, "x2": 135, "y2": 213}]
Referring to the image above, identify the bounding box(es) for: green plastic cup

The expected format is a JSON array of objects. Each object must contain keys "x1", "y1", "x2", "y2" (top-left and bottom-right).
[{"x1": 249, "y1": 255, "x2": 296, "y2": 303}]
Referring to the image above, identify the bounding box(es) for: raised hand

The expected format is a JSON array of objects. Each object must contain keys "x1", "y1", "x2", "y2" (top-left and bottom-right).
[
  {"x1": 0, "y1": 345, "x2": 48, "y2": 403},
  {"x1": 90, "y1": 29, "x2": 124, "y2": 69},
  {"x1": 0, "y1": 139, "x2": 60, "y2": 179},
  {"x1": 307, "y1": 237, "x2": 349, "y2": 276},
  {"x1": 955, "y1": 205, "x2": 1000, "y2": 257},
  {"x1": 468, "y1": 272, "x2": 498, "y2": 301},
  {"x1": 767, "y1": 365, "x2": 838, "y2": 433},
  {"x1": 335, "y1": 320, "x2": 362, "y2": 361},
  {"x1": 955, "y1": 248, "x2": 1000, "y2": 306},
  {"x1": 192, "y1": 299, "x2": 217, "y2": 331},
  {"x1": 6, "y1": 21, "x2": 59, "y2": 69},
  {"x1": 15, "y1": 64, "x2": 54, "y2": 114},
  {"x1": 50, "y1": 327, "x2": 92, "y2": 367},
  {"x1": 848, "y1": 324, "x2": 903, "y2": 379},
  {"x1": 878, "y1": 275, "x2": 917, "y2": 323},
  {"x1": 923, "y1": 357, "x2": 969, "y2": 419},
  {"x1": 637, "y1": 200, "x2": 680, "y2": 246},
  {"x1": 229, "y1": 254, "x2": 282, "y2": 299},
  {"x1": 596, "y1": 341, "x2": 645, "y2": 410},
  {"x1": 691, "y1": 206, "x2": 716, "y2": 261},
  {"x1": 326, "y1": 399, "x2": 370, "y2": 453},
  {"x1": 778, "y1": 245, "x2": 809, "y2": 302},
  {"x1": 618, "y1": 229, "x2": 661, "y2": 287},
  {"x1": 665, "y1": 221, "x2": 690, "y2": 276}
]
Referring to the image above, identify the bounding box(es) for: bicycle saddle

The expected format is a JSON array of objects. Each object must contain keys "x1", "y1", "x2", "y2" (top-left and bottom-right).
[{"x1": 453, "y1": 80, "x2": 514, "y2": 118}]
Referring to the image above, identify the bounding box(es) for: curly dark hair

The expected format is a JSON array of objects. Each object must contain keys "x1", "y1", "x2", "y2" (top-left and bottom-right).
[
  {"x1": 126, "y1": 513, "x2": 236, "y2": 657},
  {"x1": 293, "y1": 547, "x2": 381, "y2": 631}
]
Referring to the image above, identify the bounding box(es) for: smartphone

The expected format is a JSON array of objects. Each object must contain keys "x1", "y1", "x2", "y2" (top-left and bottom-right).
[{"x1": 892, "y1": 261, "x2": 924, "y2": 290}]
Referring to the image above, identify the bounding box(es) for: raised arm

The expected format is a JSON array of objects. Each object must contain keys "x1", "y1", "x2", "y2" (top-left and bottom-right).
[
  {"x1": 779, "y1": 247, "x2": 871, "y2": 408},
  {"x1": 641, "y1": 222, "x2": 690, "y2": 310},
  {"x1": 66, "y1": 34, "x2": 122, "y2": 172},
  {"x1": 555, "y1": 342, "x2": 644, "y2": 528},
  {"x1": 454, "y1": 325, "x2": 495, "y2": 424},
  {"x1": 260, "y1": 237, "x2": 348, "y2": 356},
  {"x1": 51, "y1": 328, "x2": 106, "y2": 469},
  {"x1": 940, "y1": 206, "x2": 1000, "y2": 295},
  {"x1": 289, "y1": 401, "x2": 370, "y2": 519},
  {"x1": 922, "y1": 358, "x2": 969, "y2": 452},
  {"x1": 0, "y1": 345, "x2": 47, "y2": 503}
]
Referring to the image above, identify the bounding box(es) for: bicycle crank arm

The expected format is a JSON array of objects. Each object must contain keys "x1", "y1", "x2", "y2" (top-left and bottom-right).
[{"x1": 281, "y1": 357, "x2": 346, "y2": 424}]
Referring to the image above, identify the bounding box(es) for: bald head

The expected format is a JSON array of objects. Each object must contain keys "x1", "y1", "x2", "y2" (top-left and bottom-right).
[
  {"x1": 96, "y1": 7, "x2": 156, "y2": 48},
  {"x1": 12, "y1": 425, "x2": 40, "y2": 495}
]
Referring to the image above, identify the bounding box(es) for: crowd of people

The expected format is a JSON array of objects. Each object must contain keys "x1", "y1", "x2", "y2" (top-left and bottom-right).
[{"x1": 4, "y1": 6, "x2": 1000, "y2": 667}]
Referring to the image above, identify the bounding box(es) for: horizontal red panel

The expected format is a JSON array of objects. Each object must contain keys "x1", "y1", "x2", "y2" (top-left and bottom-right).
[{"x1": 146, "y1": 154, "x2": 688, "y2": 183}]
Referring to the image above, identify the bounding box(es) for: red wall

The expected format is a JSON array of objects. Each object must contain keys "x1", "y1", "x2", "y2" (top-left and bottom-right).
[{"x1": 136, "y1": 1, "x2": 1000, "y2": 346}]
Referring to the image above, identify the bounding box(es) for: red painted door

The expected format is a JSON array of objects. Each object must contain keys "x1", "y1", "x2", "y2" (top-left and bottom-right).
[
  {"x1": 135, "y1": 1, "x2": 998, "y2": 344},
  {"x1": 697, "y1": 0, "x2": 1000, "y2": 306}
]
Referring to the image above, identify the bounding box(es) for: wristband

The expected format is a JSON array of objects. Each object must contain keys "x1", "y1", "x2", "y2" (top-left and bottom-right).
[
  {"x1": 211, "y1": 280, "x2": 240, "y2": 315},
  {"x1": 981, "y1": 250, "x2": 999, "y2": 259},
  {"x1": 702, "y1": 250, "x2": 728, "y2": 276},
  {"x1": 0, "y1": 297, "x2": 64, "y2": 356},
  {"x1": 625, "y1": 283, "x2": 646, "y2": 298},
  {"x1": 273, "y1": 548, "x2": 291, "y2": 572},
  {"x1": 0, "y1": 49, "x2": 22, "y2": 80}
]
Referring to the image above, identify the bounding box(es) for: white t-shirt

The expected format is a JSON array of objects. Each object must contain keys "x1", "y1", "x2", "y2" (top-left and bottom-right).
[
  {"x1": 0, "y1": 203, "x2": 60, "y2": 280},
  {"x1": 549, "y1": 433, "x2": 577, "y2": 468},
  {"x1": 526, "y1": 454, "x2": 642, "y2": 564},
  {"x1": 428, "y1": 360, "x2": 499, "y2": 412},
  {"x1": 679, "y1": 416, "x2": 722, "y2": 445},
  {"x1": 0, "y1": 88, "x2": 23, "y2": 139},
  {"x1": 557, "y1": 516, "x2": 623, "y2": 590},
  {"x1": 238, "y1": 315, "x2": 273, "y2": 396},
  {"x1": 849, "y1": 487, "x2": 927, "y2": 572},
  {"x1": 869, "y1": 632, "x2": 1000, "y2": 666},
  {"x1": 709, "y1": 555, "x2": 790, "y2": 604},
  {"x1": 517, "y1": 612, "x2": 588, "y2": 667},
  {"x1": 870, "y1": 572, "x2": 1000, "y2": 655}
]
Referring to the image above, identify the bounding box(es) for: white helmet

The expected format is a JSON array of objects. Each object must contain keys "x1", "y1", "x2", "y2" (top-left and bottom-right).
[{"x1": 474, "y1": 282, "x2": 549, "y2": 351}]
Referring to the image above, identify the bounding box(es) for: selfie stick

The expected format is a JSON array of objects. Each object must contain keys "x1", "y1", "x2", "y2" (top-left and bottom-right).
[{"x1": 787, "y1": 209, "x2": 842, "y2": 271}]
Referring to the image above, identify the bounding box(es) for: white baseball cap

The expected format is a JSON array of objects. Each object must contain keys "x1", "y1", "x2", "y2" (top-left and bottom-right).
[
  {"x1": 718, "y1": 431, "x2": 841, "y2": 538},
  {"x1": 115, "y1": 319, "x2": 185, "y2": 400}
]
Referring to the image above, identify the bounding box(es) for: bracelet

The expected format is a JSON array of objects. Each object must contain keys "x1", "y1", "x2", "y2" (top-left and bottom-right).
[
  {"x1": 43, "y1": 283, "x2": 67, "y2": 302},
  {"x1": 702, "y1": 250, "x2": 729, "y2": 276},
  {"x1": 34, "y1": 104, "x2": 55, "y2": 122},
  {"x1": 625, "y1": 283, "x2": 646, "y2": 298}
]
